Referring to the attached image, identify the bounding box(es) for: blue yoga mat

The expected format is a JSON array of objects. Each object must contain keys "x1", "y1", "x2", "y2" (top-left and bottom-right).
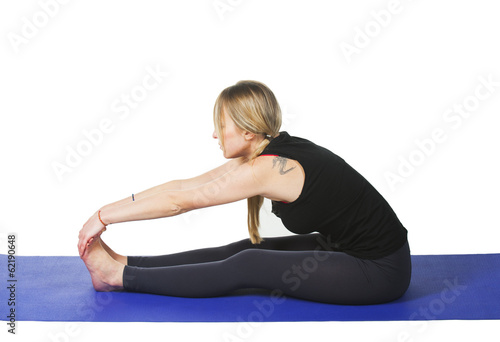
[{"x1": 0, "y1": 253, "x2": 499, "y2": 322}]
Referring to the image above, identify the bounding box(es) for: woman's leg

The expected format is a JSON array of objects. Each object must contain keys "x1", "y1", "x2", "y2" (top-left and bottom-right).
[
  {"x1": 127, "y1": 233, "x2": 326, "y2": 268},
  {"x1": 123, "y1": 240, "x2": 411, "y2": 304}
]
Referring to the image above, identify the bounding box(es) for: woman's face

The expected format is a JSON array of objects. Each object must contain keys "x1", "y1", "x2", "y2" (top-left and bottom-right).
[{"x1": 213, "y1": 109, "x2": 249, "y2": 159}]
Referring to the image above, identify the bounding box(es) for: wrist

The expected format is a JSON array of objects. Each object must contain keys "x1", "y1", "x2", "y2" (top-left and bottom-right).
[{"x1": 98, "y1": 209, "x2": 110, "y2": 226}]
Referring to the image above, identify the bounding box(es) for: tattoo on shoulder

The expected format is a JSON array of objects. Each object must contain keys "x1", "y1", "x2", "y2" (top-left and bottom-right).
[{"x1": 272, "y1": 156, "x2": 296, "y2": 175}]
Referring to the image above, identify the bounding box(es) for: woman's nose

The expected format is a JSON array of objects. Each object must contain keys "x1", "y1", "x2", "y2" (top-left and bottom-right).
[{"x1": 212, "y1": 130, "x2": 218, "y2": 139}]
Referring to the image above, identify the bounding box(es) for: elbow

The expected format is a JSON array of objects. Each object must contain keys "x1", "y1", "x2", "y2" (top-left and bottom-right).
[
  {"x1": 170, "y1": 204, "x2": 190, "y2": 216},
  {"x1": 169, "y1": 192, "x2": 193, "y2": 216},
  {"x1": 168, "y1": 187, "x2": 213, "y2": 217},
  {"x1": 170, "y1": 204, "x2": 182, "y2": 215}
]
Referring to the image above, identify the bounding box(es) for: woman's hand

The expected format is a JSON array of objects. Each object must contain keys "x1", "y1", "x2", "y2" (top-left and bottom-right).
[{"x1": 78, "y1": 211, "x2": 107, "y2": 257}]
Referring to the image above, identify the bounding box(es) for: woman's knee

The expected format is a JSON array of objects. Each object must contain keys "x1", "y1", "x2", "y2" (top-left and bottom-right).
[{"x1": 221, "y1": 238, "x2": 255, "y2": 255}]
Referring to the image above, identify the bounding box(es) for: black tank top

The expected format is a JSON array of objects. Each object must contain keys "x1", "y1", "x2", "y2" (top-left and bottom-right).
[{"x1": 260, "y1": 132, "x2": 408, "y2": 259}]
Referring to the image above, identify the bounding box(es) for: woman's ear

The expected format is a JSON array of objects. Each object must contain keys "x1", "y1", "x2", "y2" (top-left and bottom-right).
[{"x1": 242, "y1": 131, "x2": 256, "y2": 141}]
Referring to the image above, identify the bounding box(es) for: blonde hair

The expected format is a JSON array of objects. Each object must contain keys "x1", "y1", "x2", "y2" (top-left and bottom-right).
[{"x1": 213, "y1": 80, "x2": 282, "y2": 243}]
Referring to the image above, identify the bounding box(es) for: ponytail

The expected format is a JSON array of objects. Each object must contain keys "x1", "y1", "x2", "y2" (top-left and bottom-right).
[{"x1": 247, "y1": 137, "x2": 272, "y2": 244}]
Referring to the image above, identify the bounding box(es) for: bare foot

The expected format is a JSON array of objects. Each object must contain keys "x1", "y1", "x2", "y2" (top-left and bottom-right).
[
  {"x1": 100, "y1": 239, "x2": 128, "y2": 265},
  {"x1": 82, "y1": 237, "x2": 125, "y2": 292}
]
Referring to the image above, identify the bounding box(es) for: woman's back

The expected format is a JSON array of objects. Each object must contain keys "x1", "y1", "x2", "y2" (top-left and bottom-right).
[{"x1": 260, "y1": 131, "x2": 407, "y2": 259}]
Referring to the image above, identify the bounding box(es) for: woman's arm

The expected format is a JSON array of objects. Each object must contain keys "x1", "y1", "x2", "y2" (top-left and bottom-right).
[
  {"x1": 78, "y1": 157, "x2": 248, "y2": 256},
  {"x1": 99, "y1": 158, "x2": 260, "y2": 224},
  {"x1": 99, "y1": 158, "x2": 244, "y2": 211},
  {"x1": 77, "y1": 155, "x2": 303, "y2": 256}
]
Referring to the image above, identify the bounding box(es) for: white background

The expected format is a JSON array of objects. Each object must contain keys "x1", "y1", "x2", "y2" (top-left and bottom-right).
[{"x1": 1, "y1": 0, "x2": 499, "y2": 341}]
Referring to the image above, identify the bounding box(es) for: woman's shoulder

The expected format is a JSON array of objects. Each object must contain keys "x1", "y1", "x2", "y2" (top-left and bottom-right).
[{"x1": 251, "y1": 154, "x2": 305, "y2": 203}]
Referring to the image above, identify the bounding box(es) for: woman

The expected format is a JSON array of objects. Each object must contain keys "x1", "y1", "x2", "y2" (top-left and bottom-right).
[{"x1": 78, "y1": 80, "x2": 411, "y2": 305}]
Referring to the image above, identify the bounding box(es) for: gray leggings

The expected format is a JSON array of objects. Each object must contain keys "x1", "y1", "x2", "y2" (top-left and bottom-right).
[{"x1": 123, "y1": 234, "x2": 411, "y2": 305}]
